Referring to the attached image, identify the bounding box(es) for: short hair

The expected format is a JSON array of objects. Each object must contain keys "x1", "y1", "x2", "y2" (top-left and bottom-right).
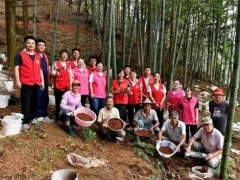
[
  {"x1": 153, "y1": 72, "x2": 160, "y2": 76},
  {"x1": 106, "y1": 96, "x2": 113, "y2": 101},
  {"x1": 59, "y1": 49, "x2": 69, "y2": 57},
  {"x1": 96, "y1": 61, "x2": 103, "y2": 66},
  {"x1": 24, "y1": 36, "x2": 36, "y2": 43},
  {"x1": 144, "y1": 66, "x2": 151, "y2": 70},
  {"x1": 35, "y1": 38, "x2": 46, "y2": 45},
  {"x1": 124, "y1": 65, "x2": 131, "y2": 69},
  {"x1": 88, "y1": 55, "x2": 97, "y2": 62},
  {"x1": 72, "y1": 48, "x2": 81, "y2": 54},
  {"x1": 170, "y1": 110, "x2": 179, "y2": 117}
]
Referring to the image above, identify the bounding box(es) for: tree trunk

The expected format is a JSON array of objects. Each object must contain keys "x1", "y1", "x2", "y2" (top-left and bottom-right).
[
  {"x1": 22, "y1": 0, "x2": 28, "y2": 37},
  {"x1": 220, "y1": 1, "x2": 240, "y2": 178},
  {"x1": 158, "y1": 0, "x2": 165, "y2": 75},
  {"x1": 33, "y1": 0, "x2": 37, "y2": 37},
  {"x1": 91, "y1": 0, "x2": 95, "y2": 54},
  {"x1": 5, "y1": 0, "x2": 17, "y2": 68},
  {"x1": 75, "y1": 0, "x2": 82, "y2": 48},
  {"x1": 51, "y1": 0, "x2": 60, "y2": 62},
  {"x1": 107, "y1": 0, "x2": 113, "y2": 94},
  {"x1": 121, "y1": 0, "x2": 126, "y2": 66},
  {"x1": 111, "y1": 0, "x2": 116, "y2": 79}
]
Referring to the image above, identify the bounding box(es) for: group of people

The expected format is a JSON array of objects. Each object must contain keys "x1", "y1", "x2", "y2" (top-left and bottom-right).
[{"x1": 14, "y1": 36, "x2": 228, "y2": 169}]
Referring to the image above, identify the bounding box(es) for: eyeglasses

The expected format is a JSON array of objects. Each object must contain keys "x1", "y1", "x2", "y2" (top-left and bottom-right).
[
  {"x1": 72, "y1": 83, "x2": 80, "y2": 87},
  {"x1": 203, "y1": 124, "x2": 210, "y2": 126}
]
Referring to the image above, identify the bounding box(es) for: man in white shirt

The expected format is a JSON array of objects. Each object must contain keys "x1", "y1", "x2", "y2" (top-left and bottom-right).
[
  {"x1": 97, "y1": 96, "x2": 126, "y2": 142},
  {"x1": 186, "y1": 117, "x2": 223, "y2": 168},
  {"x1": 158, "y1": 111, "x2": 186, "y2": 157}
]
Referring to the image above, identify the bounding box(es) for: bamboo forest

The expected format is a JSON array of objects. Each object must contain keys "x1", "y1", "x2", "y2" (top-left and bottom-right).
[{"x1": 0, "y1": 0, "x2": 240, "y2": 179}]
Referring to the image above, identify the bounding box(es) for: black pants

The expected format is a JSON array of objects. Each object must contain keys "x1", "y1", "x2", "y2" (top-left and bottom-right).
[
  {"x1": 128, "y1": 104, "x2": 140, "y2": 126},
  {"x1": 81, "y1": 95, "x2": 88, "y2": 107},
  {"x1": 21, "y1": 84, "x2": 40, "y2": 124},
  {"x1": 88, "y1": 95, "x2": 93, "y2": 110},
  {"x1": 54, "y1": 88, "x2": 67, "y2": 121},
  {"x1": 186, "y1": 125, "x2": 197, "y2": 143},
  {"x1": 154, "y1": 109, "x2": 164, "y2": 128},
  {"x1": 114, "y1": 104, "x2": 127, "y2": 121}
]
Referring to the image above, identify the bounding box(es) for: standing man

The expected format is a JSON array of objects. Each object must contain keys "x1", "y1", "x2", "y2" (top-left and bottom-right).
[
  {"x1": 14, "y1": 36, "x2": 45, "y2": 131},
  {"x1": 139, "y1": 66, "x2": 154, "y2": 101},
  {"x1": 209, "y1": 88, "x2": 228, "y2": 135},
  {"x1": 35, "y1": 39, "x2": 54, "y2": 123},
  {"x1": 186, "y1": 117, "x2": 223, "y2": 168},
  {"x1": 123, "y1": 65, "x2": 131, "y2": 80},
  {"x1": 69, "y1": 48, "x2": 81, "y2": 69},
  {"x1": 87, "y1": 55, "x2": 97, "y2": 74}
]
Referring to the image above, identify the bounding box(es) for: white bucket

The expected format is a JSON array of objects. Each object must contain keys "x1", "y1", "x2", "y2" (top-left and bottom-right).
[
  {"x1": 0, "y1": 64, "x2": 3, "y2": 71},
  {"x1": 51, "y1": 169, "x2": 78, "y2": 180},
  {"x1": 0, "y1": 115, "x2": 22, "y2": 136},
  {"x1": 49, "y1": 95, "x2": 55, "y2": 105},
  {"x1": 4, "y1": 81, "x2": 13, "y2": 91},
  {"x1": 0, "y1": 94, "x2": 10, "y2": 108}
]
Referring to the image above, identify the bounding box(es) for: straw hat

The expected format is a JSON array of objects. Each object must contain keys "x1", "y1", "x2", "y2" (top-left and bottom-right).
[{"x1": 141, "y1": 98, "x2": 155, "y2": 104}]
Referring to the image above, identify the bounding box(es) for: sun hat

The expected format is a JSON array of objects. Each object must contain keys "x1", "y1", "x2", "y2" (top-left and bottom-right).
[
  {"x1": 72, "y1": 79, "x2": 81, "y2": 86},
  {"x1": 213, "y1": 88, "x2": 223, "y2": 96},
  {"x1": 141, "y1": 98, "x2": 155, "y2": 104},
  {"x1": 201, "y1": 117, "x2": 213, "y2": 125}
]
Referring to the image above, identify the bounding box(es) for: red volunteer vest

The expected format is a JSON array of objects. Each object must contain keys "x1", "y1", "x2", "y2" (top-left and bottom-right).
[
  {"x1": 150, "y1": 83, "x2": 165, "y2": 109},
  {"x1": 92, "y1": 71, "x2": 106, "y2": 98},
  {"x1": 167, "y1": 89, "x2": 184, "y2": 113},
  {"x1": 54, "y1": 61, "x2": 71, "y2": 91},
  {"x1": 112, "y1": 79, "x2": 129, "y2": 104},
  {"x1": 19, "y1": 51, "x2": 41, "y2": 85},
  {"x1": 180, "y1": 96, "x2": 198, "y2": 125},
  {"x1": 139, "y1": 75, "x2": 154, "y2": 97},
  {"x1": 69, "y1": 59, "x2": 77, "y2": 69},
  {"x1": 128, "y1": 80, "x2": 141, "y2": 104}
]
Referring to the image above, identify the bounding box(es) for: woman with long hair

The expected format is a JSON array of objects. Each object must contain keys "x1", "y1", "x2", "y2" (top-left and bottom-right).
[
  {"x1": 179, "y1": 87, "x2": 199, "y2": 143},
  {"x1": 148, "y1": 72, "x2": 166, "y2": 128}
]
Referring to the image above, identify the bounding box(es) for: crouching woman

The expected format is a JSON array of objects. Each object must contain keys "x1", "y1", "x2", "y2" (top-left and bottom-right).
[{"x1": 59, "y1": 80, "x2": 82, "y2": 136}]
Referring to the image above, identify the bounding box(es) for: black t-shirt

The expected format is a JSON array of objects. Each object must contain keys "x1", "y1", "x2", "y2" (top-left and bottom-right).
[{"x1": 14, "y1": 52, "x2": 35, "y2": 66}]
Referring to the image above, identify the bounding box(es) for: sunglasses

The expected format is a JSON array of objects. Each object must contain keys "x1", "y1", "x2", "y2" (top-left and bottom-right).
[{"x1": 72, "y1": 83, "x2": 81, "y2": 87}]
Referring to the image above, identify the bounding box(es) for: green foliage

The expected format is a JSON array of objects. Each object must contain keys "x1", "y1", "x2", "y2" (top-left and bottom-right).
[
  {"x1": 134, "y1": 137, "x2": 156, "y2": 156},
  {"x1": 82, "y1": 128, "x2": 96, "y2": 142},
  {"x1": 213, "y1": 157, "x2": 236, "y2": 178},
  {"x1": 41, "y1": 148, "x2": 49, "y2": 159}
]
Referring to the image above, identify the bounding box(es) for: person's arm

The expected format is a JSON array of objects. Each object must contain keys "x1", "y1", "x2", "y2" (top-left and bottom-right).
[
  {"x1": 97, "y1": 110, "x2": 103, "y2": 124},
  {"x1": 150, "y1": 110, "x2": 160, "y2": 131},
  {"x1": 60, "y1": 92, "x2": 74, "y2": 112},
  {"x1": 111, "y1": 81, "x2": 120, "y2": 94},
  {"x1": 176, "y1": 135, "x2": 186, "y2": 152},
  {"x1": 40, "y1": 69, "x2": 45, "y2": 89},
  {"x1": 51, "y1": 61, "x2": 58, "y2": 76},
  {"x1": 160, "y1": 92, "x2": 166, "y2": 110},
  {"x1": 89, "y1": 73, "x2": 94, "y2": 98},
  {"x1": 133, "y1": 111, "x2": 139, "y2": 128},
  {"x1": 158, "y1": 130, "x2": 164, "y2": 141},
  {"x1": 195, "y1": 107, "x2": 199, "y2": 124},
  {"x1": 15, "y1": 66, "x2": 21, "y2": 89},
  {"x1": 186, "y1": 136, "x2": 197, "y2": 153},
  {"x1": 205, "y1": 149, "x2": 223, "y2": 161}
]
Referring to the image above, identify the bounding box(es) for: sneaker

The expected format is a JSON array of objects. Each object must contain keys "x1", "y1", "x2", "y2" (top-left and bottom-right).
[
  {"x1": 43, "y1": 116, "x2": 55, "y2": 123},
  {"x1": 22, "y1": 124, "x2": 29, "y2": 132},
  {"x1": 31, "y1": 118, "x2": 41, "y2": 125},
  {"x1": 115, "y1": 137, "x2": 124, "y2": 142}
]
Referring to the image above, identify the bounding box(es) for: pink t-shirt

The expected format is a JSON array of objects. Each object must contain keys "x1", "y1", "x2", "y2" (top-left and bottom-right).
[
  {"x1": 72, "y1": 67, "x2": 89, "y2": 95},
  {"x1": 60, "y1": 90, "x2": 81, "y2": 114}
]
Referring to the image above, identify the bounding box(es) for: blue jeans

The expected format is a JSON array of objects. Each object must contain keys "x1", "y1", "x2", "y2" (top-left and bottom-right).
[
  {"x1": 137, "y1": 119, "x2": 160, "y2": 133},
  {"x1": 59, "y1": 110, "x2": 76, "y2": 126},
  {"x1": 36, "y1": 83, "x2": 49, "y2": 117},
  {"x1": 92, "y1": 97, "x2": 106, "y2": 115}
]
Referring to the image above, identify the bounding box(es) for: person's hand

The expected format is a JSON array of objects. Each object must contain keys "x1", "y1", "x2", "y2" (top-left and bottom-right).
[
  {"x1": 185, "y1": 146, "x2": 191, "y2": 153},
  {"x1": 159, "y1": 103, "x2": 163, "y2": 110},
  {"x1": 90, "y1": 93, "x2": 94, "y2": 98},
  {"x1": 150, "y1": 127, "x2": 154, "y2": 132},
  {"x1": 40, "y1": 81, "x2": 45, "y2": 90},
  {"x1": 205, "y1": 153, "x2": 213, "y2": 161},
  {"x1": 175, "y1": 145, "x2": 180, "y2": 152},
  {"x1": 102, "y1": 123, "x2": 108, "y2": 128},
  {"x1": 134, "y1": 126, "x2": 139, "y2": 132},
  {"x1": 16, "y1": 80, "x2": 21, "y2": 89}
]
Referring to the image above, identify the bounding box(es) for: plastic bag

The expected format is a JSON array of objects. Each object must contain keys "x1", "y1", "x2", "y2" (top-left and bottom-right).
[{"x1": 0, "y1": 115, "x2": 22, "y2": 136}]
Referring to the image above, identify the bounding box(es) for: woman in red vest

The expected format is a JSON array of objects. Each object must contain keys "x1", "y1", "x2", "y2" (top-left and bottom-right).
[
  {"x1": 128, "y1": 70, "x2": 142, "y2": 126},
  {"x1": 111, "y1": 69, "x2": 130, "y2": 121},
  {"x1": 179, "y1": 87, "x2": 199, "y2": 143},
  {"x1": 51, "y1": 49, "x2": 72, "y2": 121},
  {"x1": 148, "y1": 72, "x2": 166, "y2": 128},
  {"x1": 69, "y1": 48, "x2": 81, "y2": 69}
]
